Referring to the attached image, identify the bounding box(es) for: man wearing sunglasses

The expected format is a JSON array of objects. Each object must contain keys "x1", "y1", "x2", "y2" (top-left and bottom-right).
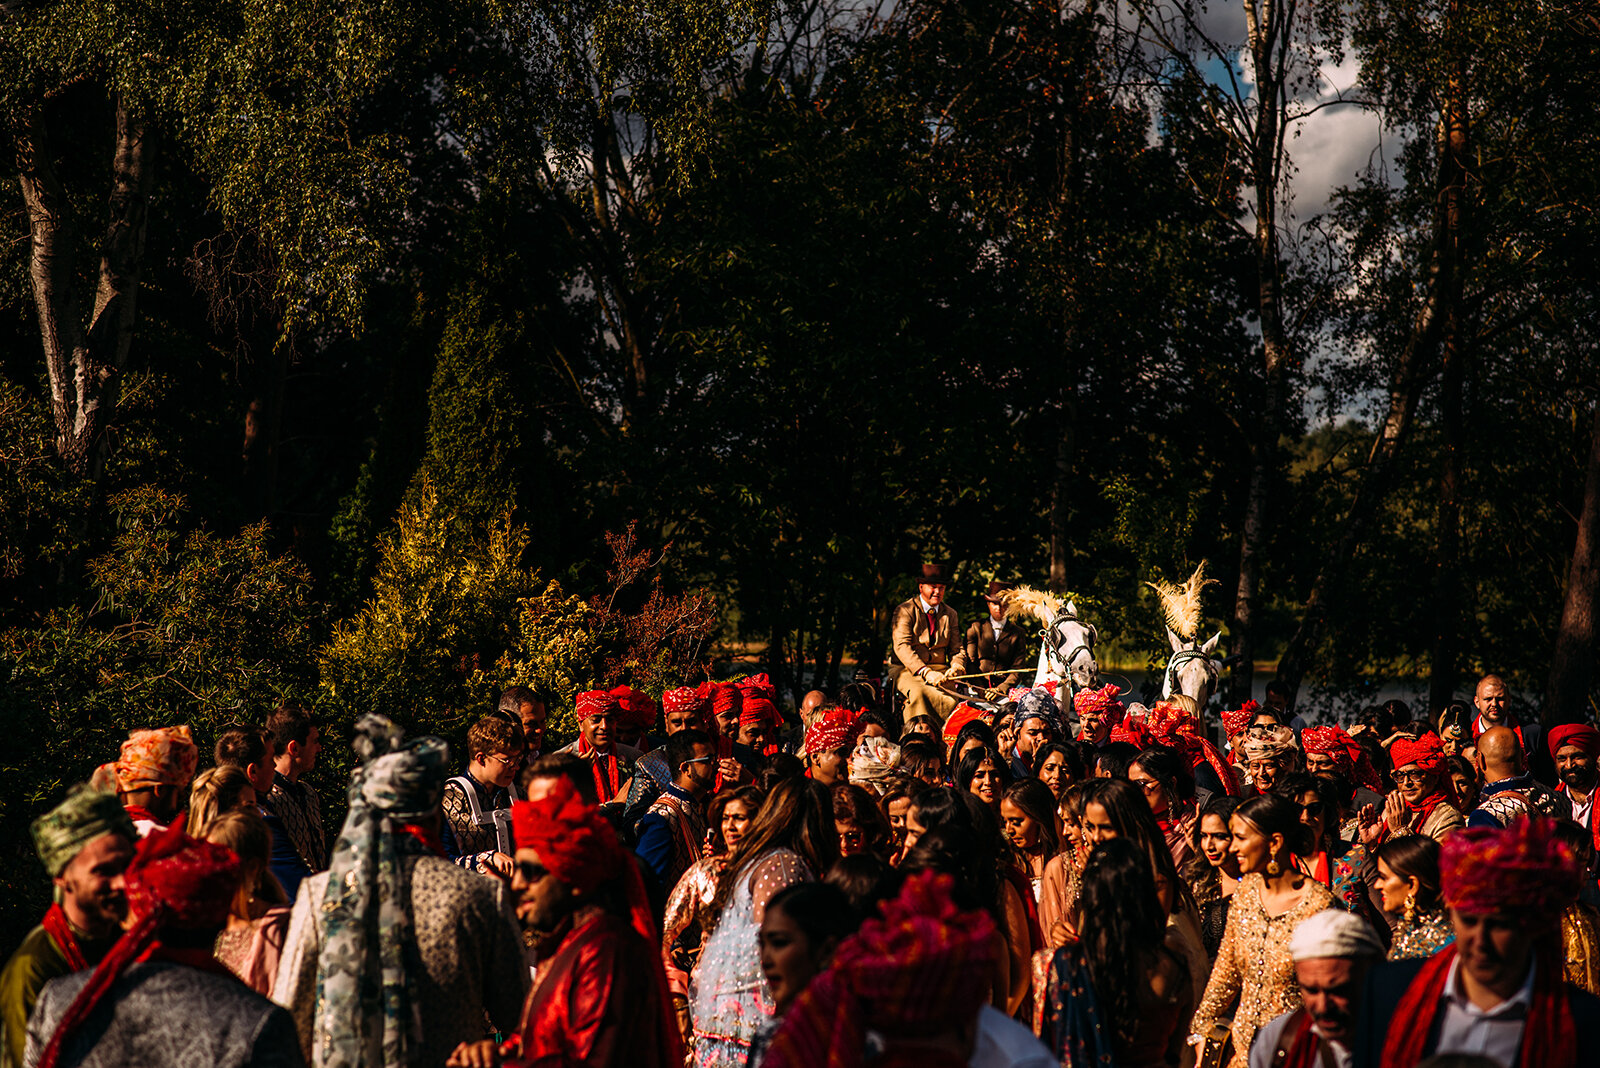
[{"x1": 633, "y1": 728, "x2": 717, "y2": 895}]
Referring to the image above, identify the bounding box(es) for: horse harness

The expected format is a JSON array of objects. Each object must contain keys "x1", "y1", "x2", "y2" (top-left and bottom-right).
[
  {"x1": 1163, "y1": 646, "x2": 1218, "y2": 699},
  {"x1": 1042, "y1": 612, "x2": 1097, "y2": 703}
]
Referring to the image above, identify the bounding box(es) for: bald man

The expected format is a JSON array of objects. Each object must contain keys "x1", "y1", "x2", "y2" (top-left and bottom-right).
[{"x1": 1467, "y1": 725, "x2": 1565, "y2": 828}]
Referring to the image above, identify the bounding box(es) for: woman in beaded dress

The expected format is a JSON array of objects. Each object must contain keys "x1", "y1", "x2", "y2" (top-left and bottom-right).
[
  {"x1": 1037, "y1": 783, "x2": 1088, "y2": 947},
  {"x1": 689, "y1": 778, "x2": 836, "y2": 1068},
  {"x1": 1189, "y1": 794, "x2": 1335, "y2": 1068},
  {"x1": 1373, "y1": 834, "x2": 1455, "y2": 960},
  {"x1": 663, "y1": 786, "x2": 763, "y2": 1045}
]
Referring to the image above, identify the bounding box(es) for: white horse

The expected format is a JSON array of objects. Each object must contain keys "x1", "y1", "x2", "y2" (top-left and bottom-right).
[
  {"x1": 1162, "y1": 627, "x2": 1221, "y2": 709},
  {"x1": 1002, "y1": 588, "x2": 1100, "y2": 701}
]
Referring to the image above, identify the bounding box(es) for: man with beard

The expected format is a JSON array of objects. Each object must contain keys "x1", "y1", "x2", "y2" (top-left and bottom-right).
[
  {"x1": 1, "y1": 787, "x2": 136, "y2": 1068},
  {"x1": 446, "y1": 777, "x2": 680, "y2": 1067},
  {"x1": 1249, "y1": 911, "x2": 1385, "y2": 1068},
  {"x1": 1009, "y1": 691, "x2": 1062, "y2": 779},
  {"x1": 633, "y1": 728, "x2": 716, "y2": 895},
  {"x1": 498, "y1": 685, "x2": 549, "y2": 758},
  {"x1": 1550, "y1": 723, "x2": 1600, "y2": 845},
  {"x1": 622, "y1": 686, "x2": 714, "y2": 822}
]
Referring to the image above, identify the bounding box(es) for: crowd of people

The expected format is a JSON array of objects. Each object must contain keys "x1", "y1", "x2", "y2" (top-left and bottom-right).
[{"x1": 3, "y1": 660, "x2": 1600, "y2": 1068}]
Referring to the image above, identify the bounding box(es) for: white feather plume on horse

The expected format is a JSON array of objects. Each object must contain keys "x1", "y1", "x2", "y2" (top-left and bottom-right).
[
  {"x1": 1001, "y1": 585, "x2": 1061, "y2": 625},
  {"x1": 1145, "y1": 562, "x2": 1215, "y2": 642}
]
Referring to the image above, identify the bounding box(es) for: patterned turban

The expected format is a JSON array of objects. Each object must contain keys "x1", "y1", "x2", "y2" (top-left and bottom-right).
[
  {"x1": 1238, "y1": 724, "x2": 1296, "y2": 762},
  {"x1": 1014, "y1": 690, "x2": 1064, "y2": 738},
  {"x1": 609, "y1": 685, "x2": 658, "y2": 729},
  {"x1": 848, "y1": 736, "x2": 904, "y2": 793},
  {"x1": 738, "y1": 673, "x2": 778, "y2": 700},
  {"x1": 804, "y1": 709, "x2": 855, "y2": 756},
  {"x1": 1548, "y1": 722, "x2": 1600, "y2": 760},
  {"x1": 1388, "y1": 731, "x2": 1445, "y2": 773},
  {"x1": 1441, "y1": 817, "x2": 1581, "y2": 920},
  {"x1": 762, "y1": 872, "x2": 997, "y2": 1068},
  {"x1": 1073, "y1": 684, "x2": 1125, "y2": 725},
  {"x1": 1145, "y1": 701, "x2": 1241, "y2": 796},
  {"x1": 1301, "y1": 725, "x2": 1383, "y2": 793},
  {"x1": 1221, "y1": 699, "x2": 1261, "y2": 739},
  {"x1": 941, "y1": 703, "x2": 988, "y2": 743},
  {"x1": 110, "y1": 725, "x2": 199, "y2": 792},
  {"x1": 32, "y1": 784, "x2": 137, "y2": 878},
  {"x1": 662, "y1": 686, "x2": 710, "y2": 719},
  {"x1": 576, "y1": 689, "x2": 619, "y2": 719},
  {"x1": 36, "y1": 817, "x2": 242, "y2": 1068},
  {"x1": 1110, "y1": 713, "x2": 1153, "y2": 750},
  {"x1": 512, "y1": 775, "x2": 628, "y2": 895}
]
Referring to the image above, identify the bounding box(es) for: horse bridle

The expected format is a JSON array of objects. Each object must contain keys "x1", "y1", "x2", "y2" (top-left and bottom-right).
[
  {"x1": 1043, "y1": 613, "x2": 1097, "y2": 701},
  {"x1": 1163, "y1": 646, "x2": 1219, "y2": 698}
]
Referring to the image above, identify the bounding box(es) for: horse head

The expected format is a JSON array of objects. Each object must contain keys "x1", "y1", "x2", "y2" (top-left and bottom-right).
[
  {"x1": 1044, "y1": 600, "x2": 1100, "y2": 694},
  {"x1": 1162, "y1": 627, "x2": 1220, "y2": 708}
]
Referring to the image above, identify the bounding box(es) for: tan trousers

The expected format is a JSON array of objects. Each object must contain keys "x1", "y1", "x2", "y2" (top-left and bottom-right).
[{"x1": 896, "y1": 671, "x2": 961, "y2": 723}]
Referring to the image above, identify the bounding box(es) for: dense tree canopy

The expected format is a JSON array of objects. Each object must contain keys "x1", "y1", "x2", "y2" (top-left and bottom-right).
[{"x1": 2, "y1": 0, "x2": 1598, "y2": 948}]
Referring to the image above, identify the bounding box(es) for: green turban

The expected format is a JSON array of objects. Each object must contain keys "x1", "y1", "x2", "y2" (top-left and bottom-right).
[{"x1": 30, "y1": 783, "x2": 137, "y2": 878}]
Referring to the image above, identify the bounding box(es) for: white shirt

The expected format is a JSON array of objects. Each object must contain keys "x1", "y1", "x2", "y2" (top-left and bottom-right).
[
  {"x1": 1567, "y1": 785, "x2": 1594, "y2": 828},
  {"x1": 919, "y1": 597, "x2": 938, "y2": 615},
  {"x1": 970, "y1": 1005, "x2": 1056, "y2": 1068},
  {"x1": 1432, "y1": 955, "x2": 1535, "y2": 1068},
  {"x1": 1248, "y1": 1010, "x2": 1351, "y2": 1068},
  {"x1": 990, "y1": 615, "x2": 1007, "y2": 637}
]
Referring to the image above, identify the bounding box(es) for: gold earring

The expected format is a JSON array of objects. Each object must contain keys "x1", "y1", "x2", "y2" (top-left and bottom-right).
[
  {"x1": 1404, "y1": 891, "x2": 1416, "y2": 924},
  {"x1": 1266, "y1": 857, "x2": 1280, "y2": 876}
]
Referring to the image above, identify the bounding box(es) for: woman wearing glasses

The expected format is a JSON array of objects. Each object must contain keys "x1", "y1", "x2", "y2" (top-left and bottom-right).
[{"x1": 1270, "y1": 772, "x2": 1373, "y2": 921}]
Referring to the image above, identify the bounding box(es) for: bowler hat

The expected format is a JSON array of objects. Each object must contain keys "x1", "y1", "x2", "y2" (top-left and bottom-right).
[{"x1": 913, "y1": 563, "x2": 952, "y2": 586}]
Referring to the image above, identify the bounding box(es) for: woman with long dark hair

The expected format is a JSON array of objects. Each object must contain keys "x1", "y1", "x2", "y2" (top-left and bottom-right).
[
  {"x1": 1041, "y1": 839, "x2": 1195, "y2": 1067},
  {"x1": 1272, "y1": 772, "x2": 1370, "y2": 919},
  {"x1": 1188, "y1": 793, "x2": 1335, "y2": 1068},
  {"x1": 690, "y1": 779, "x2": 837, "y2": 1066},
  {"x1": 1374, "y1": 834, "x2": 1453, "y2": 960},
  {"x1": 1000, "y1": 779, "x2": 1059, "y2": 901},
  {"x1": 956, "y1": 745, "x2": 1012, "y2": 811},
  {"x1": 831, "y1": 782, "x2": 892, "y2": 860},
  {"x1": 1127, "y1": 745, "x2": 1198, "y2": 868},
  {"x1": 662, "y1": 785, "x2": 764, "y2": 1042},
  {"x1": 1031, "y1": 741, "x2": 1086, "y2": 803},
  {"x1": 1182, "y1": 795, "x2": 1242, "y2": 959}
]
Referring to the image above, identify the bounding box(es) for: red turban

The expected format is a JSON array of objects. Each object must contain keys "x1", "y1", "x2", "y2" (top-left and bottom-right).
[
  {"x1": 1073, "y1": 684, "x2": 1125, "y2": 725},
  {"x1": 512, "y1": 776, "x2": 627, "y2": 895},
  {"x1": 1301, "y1": 725, "x2": 1384, "y2": 793},
  {"x1": 1389, "y1": 731, "x2": 1445, "y2": 773},
  {"x1": 576, "y1": 689, "x2": 618, "y2": 719},
  {"x1": 662, "y1": 686, "x2": 710, "y2": 718},
  {"x1": 1549, "y1": 722, "x2": 1600, "y2": 760},
  {"x1": 1221, "y1": 699, "x2": 1260, "y2": 739},
  {"x1": 941, "y1": 703, "x2": 987, "y2": 744},
  {"x1": 741, "y1": 696, "x2": 780, "y2": 730},
  {"x1": 711, "y1": 683, "x2": 743, "y2": 722},
  {"x1": 1441, "y1": 817, "x2": 1581, "y2": 919},
  {"x1": 737, "y1": 673, "x2": 777, "y2": 700},
  {"x1": 1146, "y1": 701, "x2": 1241, "y2": 796},
  {"x1": 1110, "y1": 713, "x2": 1152, "y2": 750},
  {"x1": 609, "y1": 685, "x2": 657, "y2": 730},
  {"x1": 804, "y1": 709, "x2": 854, "y2": 756},
  {"x1": 37, "y1": 816, "x2": 241, "y2": 1068},
  {"x1": 762, "y1": 872, "x2": 996, "y2": 1068}
]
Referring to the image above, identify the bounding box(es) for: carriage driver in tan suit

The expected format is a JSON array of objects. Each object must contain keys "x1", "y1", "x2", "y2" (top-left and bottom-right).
[{"x1": 890, "y1": 563, "x2": 971, "y2": 722}]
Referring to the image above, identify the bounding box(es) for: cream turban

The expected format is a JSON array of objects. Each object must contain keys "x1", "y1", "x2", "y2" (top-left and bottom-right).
[{"x1": 1289, "y1": 910, "x2": 1384, "y2": 962}]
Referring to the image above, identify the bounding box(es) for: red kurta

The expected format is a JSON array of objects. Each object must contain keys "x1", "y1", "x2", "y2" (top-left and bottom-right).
[{"x1": 504, "y1": 907, "x2": 677, "y2": 1068}]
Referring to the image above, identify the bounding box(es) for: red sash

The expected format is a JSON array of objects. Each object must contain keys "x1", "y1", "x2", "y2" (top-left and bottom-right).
[
  {"x1": 41, "y1": 904, "x2": 88, "y2": 972},
  {"x1": 577, "y1": 738, "x2": 622, "y2": 802}
]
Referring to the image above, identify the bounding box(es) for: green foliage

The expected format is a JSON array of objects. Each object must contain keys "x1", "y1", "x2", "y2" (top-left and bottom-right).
[{"x1": 0, "y1": 487, "x2": 321, "y2": 950}]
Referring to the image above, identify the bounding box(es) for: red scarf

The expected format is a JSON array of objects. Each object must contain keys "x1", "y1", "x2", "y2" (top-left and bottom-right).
[
  {"x1": 122, "y1": 805, "x2": 161, "y2": 829},
  {"x1": 1278, "y1": 1009, "x2": 1325, "y2": 1068},
  {"x1": 1405, "y1": 786, "x2": 1450, "y2": 827},
  {"x1": 41, "y1": 904, "x2": 88, "y2": 971},
  {"x1": 1379, "y1": 944, "x2": 1575, "y2": 1068},
  {"x1": 397, "y1": 822, "x2": 447, "y2": 857},
  {"x1": 576, "y1": 737, "x2": 622, "y2": 802},
  {"x1": 713, "y1": 732, "x2": 733, "y2": 793}
]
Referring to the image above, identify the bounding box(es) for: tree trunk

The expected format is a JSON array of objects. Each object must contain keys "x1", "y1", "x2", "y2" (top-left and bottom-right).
[
  {"x1": 1427, "y1": 12, "x2": 1470, "y2": 714},
  {"x1": 16, "y1": 94, "x2": 156, "y2": 478},
  {"x1": 1544, "y1": 404, "x2": 1600, "y2": 725},
  {"x1": 1048, "y1": 404, "x2": 1075, "y2": 592},
  {"x1": 1229, "y1": 0, "x2": 1295, "y2": 704},
  {"x1": 241, "y1": 340, "x2": 288, "y2": 518}
]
